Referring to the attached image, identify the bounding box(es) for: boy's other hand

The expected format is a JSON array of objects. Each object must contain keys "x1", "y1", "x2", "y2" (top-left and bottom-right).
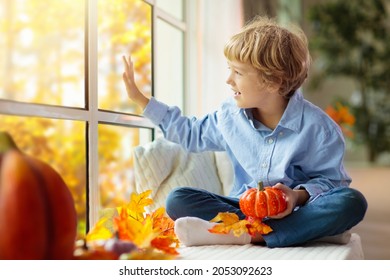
[{"x1": 267, "y1": 183, "x2": 309, "y2": 219}]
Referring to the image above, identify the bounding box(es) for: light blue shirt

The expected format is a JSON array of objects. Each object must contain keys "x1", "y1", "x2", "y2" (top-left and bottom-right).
[{"x1": 143, "y1": 91, "x2": 351, "y2": 201}]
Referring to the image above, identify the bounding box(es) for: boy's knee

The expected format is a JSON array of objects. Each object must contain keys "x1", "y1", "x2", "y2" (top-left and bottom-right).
[
  {"x1": 339, "y1": 187, "x2": 368, "y2": 221},
  {"x1": 165, "y1": 187, "x2": 194, "y2": 220},
  {"x1": 166, "y1": 187, "x2": 192, "y2": 205}
]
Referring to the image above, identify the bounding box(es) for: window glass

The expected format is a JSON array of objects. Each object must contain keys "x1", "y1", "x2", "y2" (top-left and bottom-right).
[
  {"x1": 98, "y1": 124, "x2": 152, "y2": 209},
  {"x1": 0, "y1": 0, "x2": 187, "y2": 236},
  {"x1": 156, "y1": 0, "x2": 184, "y2": 20},
  {"x1": 97, "y1": 0, "x2": 152, "y2": 114},
  {"x1": 0, "y1": 0, "x2": 85, "y2": 107},
  {"x1": 0, "y1": 115, "x2": 87, "y2": 238},
  {"x1": 155, "y1": 19, "x2": 184, "y2": 109}
]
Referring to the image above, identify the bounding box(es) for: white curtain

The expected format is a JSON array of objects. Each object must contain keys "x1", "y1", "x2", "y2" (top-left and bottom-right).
[{"x1": 185, "y1": 0, "x2": 244, "y2": 117}]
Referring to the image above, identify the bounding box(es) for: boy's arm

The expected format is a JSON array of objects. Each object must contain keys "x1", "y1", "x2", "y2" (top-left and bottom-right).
[
  {"x1": 296, "y1": 127, "x2": 351, "y2": 201},
  {"x1": 122, "y1": 55, "x2": 225, "y2": 152},
  {"x1": 122, "y1": 55, "x2": 149, "y2": 110}
]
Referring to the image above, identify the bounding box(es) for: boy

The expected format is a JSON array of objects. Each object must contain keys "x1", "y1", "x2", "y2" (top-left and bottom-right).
[{"x1": 122, "y1": 16, "x2": 367, "y2": 248}]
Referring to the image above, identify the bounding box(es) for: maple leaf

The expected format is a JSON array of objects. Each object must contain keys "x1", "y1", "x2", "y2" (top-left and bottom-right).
[
  {"x1": 124, "y1": 190, "x2": 153, "y2": 221},
  {"x1": 151, "y1": 208, "x2": 175, "y2": 235},
  {"x1": 209, "y1": 212, "x2": 250, "y2": 237},
  {"x1": 84, "y1": 189, "x2": 179, "y2": 259},
  {"x1": 114, "y1": 207, "x2": 159, "y2": 248},
  {"x1": 86, "y1": 217, "x2": 115, "y2": 241},
  {"x1": 208, "y1": 212, "x2": 273, "y2": 237},
  {"x1": 245, "y1": 216, "x2": 273, "y2": 236},
  {"x1": 150, "y1": 207, "x2": 179, "y2": 254},
  {"x1": 151, "y1": 236, "x2": 179, "y2": 255}
]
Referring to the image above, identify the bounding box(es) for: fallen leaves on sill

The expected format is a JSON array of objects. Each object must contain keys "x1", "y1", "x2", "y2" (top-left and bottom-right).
[{"x1": 79, "y1": 190, "x2": 180, "y2": 260}]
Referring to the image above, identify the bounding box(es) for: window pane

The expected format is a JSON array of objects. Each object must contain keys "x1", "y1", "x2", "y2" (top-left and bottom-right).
[
  {"x1": 0, "y1": 115, "x2": 87, "y2": 238},
  {"x1": 98, "y1": 0, "x2": 152, "y2": 114},
  {"x1": 98, "y1": 124, "x2": 152, "y2": 209},
  {"x1": 157, "y1": 0, "x2": 184, "y2": 20},
  {"x1": 0, "y1": 0, "x2": 85, "y2": 107},
  {"x1": 155, "y1": 19, "x2": 184, "y2": 109}
]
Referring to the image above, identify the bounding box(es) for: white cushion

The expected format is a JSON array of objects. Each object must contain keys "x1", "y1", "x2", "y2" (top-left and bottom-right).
[
  {"x1": 177, "y1": 232, "x2": 362, "y2": 260},
  {"x1": 214, "y1": 151, "x2": 234, "y2": 195},
  {"x1": 133, "y1": 138, "x2": 223, "y2": 212}
]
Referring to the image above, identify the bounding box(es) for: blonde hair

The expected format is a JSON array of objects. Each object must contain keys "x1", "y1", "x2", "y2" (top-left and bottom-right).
[{"x1": 224, "y1": 16, "x2": 311, "y2": 98}]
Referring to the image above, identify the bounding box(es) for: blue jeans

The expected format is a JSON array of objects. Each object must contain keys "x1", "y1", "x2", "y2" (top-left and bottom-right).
[{"x1": 165, "y1": 186, "x2": 367, "y2": 248}]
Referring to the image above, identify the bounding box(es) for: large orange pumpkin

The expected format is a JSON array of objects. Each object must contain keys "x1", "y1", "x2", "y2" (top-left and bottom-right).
[
  {"x1": 0, "y1": 131, "x2": 77, "y2": 259},
  {"x1": 239, "y1": 181, "x2": 287, "y2": 219}
]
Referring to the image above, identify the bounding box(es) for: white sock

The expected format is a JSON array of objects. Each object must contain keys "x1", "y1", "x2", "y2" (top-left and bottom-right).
[{"x1": 174, "y1": 216, "x2": 251, "y2": 247}]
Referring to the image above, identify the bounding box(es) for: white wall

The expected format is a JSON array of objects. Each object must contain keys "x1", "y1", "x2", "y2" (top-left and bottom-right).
[{"x1": 185, "y1": 0, "x2": 244, "y2": 117}]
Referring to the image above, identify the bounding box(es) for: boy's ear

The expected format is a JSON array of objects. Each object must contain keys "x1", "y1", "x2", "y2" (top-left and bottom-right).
[{"x1": 267, "y1": 80, "x2": 281, "y2": 93}]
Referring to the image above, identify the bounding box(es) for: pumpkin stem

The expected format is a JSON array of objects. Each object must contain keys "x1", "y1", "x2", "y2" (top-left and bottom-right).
[
  {"x1": 257, "y1": 181, "x2": 264, "y2": 191},
  {"x1": 0, "y1": 131, "x2": 18, "y2": 153}
]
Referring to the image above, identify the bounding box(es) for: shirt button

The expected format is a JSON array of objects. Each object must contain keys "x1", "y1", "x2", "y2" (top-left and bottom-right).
[
  {"x1": 279, "y1": 131, "x2": 284, "y2": 136},
  {"x1": 261, "y1": 163, "x2": 268, "y2": 168},
  {"x1": 267, "y1": 138, "x2": 274, "y2": 144}
]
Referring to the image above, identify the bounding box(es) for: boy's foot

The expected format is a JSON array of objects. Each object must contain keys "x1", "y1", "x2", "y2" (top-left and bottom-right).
[{"x1": 174, "y1": 216, "x2": 251, "y2": 247}]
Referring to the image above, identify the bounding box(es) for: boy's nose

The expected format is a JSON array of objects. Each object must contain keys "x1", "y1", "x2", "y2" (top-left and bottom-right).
[{"x1": 226, "y1": 75, "x2": 233, "y2": 86}]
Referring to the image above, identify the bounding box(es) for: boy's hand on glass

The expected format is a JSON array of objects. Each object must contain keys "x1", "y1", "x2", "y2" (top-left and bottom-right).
[
  {"x1": 267, "y1": 183, "x2": 309, "y2": 219},
  {"x1": 122, "y1": 55, "x2": 149, "y2": 110}
]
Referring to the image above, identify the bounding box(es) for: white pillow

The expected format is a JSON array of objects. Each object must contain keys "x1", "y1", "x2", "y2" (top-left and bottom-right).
[
  {"x1": 214, "y1": 151, "x2": 234, "y2": 195},
  {"x1": 133, "y1": 138, "x2": 223, "y2": 212}
]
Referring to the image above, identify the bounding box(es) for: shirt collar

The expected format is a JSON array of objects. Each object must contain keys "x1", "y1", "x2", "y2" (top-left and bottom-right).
[
  {"x1": 244, "y1": 109, "x2": 272, "y2": 131},
  {"x1": 277, "y1": 90, "x2": 304, "y2": 133},
  {"x1": 242, "y1": 90, "x2": 304, "y2": 133}
]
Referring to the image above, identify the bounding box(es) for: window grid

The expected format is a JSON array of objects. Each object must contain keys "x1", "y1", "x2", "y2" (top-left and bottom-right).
[{"x1": 0, "y1": 0, "x2": 187, "y2": 232}]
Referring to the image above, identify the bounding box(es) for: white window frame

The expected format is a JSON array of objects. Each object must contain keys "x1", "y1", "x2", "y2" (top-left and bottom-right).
[
  {"x1": 0, "y1": 0, "x2": 245, "y2": 231},
  {"x1": 0, "y1": 0, "x2": 188, "y2": 231}
]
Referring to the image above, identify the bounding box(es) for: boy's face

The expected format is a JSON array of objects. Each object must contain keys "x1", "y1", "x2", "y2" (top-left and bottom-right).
[{"x1": 226, "y1": 60, "x2": 273, "y2": 109}]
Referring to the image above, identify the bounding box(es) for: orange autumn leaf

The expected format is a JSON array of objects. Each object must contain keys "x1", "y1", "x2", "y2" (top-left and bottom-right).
[
  {"x1": 85, "y1": 190, "x2": 179, "y2": 258},
  {"x1": 115, "y1": 207, "x2": 159, "y2": 248},
  {"x1": 245, "y1": 216, "x2": 273, "y2": 236},
  {"x1": 113, "y1": 207, "x2": 138, "y2": 241},
  {"x1": 151, "y1": 208, "x2": 176, "y2": 238},
  {"x1": 151, "y1": 236, "x2": 179, "y2": 255},
  {"x1": 209, "y1": 212, "x2": 273, "y2": 237},
  {"x1": 150, "y1": 207, "x2": 179, "y2": 255}
]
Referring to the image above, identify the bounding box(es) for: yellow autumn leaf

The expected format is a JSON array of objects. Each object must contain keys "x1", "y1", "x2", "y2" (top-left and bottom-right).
[
  {"x1": 125, "y1": 190, "x2": 153, "y2": 220},
  {"x1": 134, "y1": 215, "x2": 160, "y2": 248},
  {"x1": 210, "y1": 212, "x2": 241, "y2": 224},
  {"x1": 209, "y1": 212, "x2": 274, "y2": 237},
  {"x1": 85, "y1": 189, "x2": 179, "y2": 258},
  {"x1": 209, "y1": 212, "x2": 250, "y2": 237},
  {"x1": 86, "y1": 217, "x2": 115, "y2": 242}
]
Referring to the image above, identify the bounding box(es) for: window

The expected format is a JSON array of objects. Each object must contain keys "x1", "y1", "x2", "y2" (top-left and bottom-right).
[{"x1": 0, "y1": 0, "x2": 186, "y2": 237}]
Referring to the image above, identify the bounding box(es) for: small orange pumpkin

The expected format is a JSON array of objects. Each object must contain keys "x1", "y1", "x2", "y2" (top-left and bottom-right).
[{"x1": 239, "y1": 181, "x2": 287, "y2": 219}]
